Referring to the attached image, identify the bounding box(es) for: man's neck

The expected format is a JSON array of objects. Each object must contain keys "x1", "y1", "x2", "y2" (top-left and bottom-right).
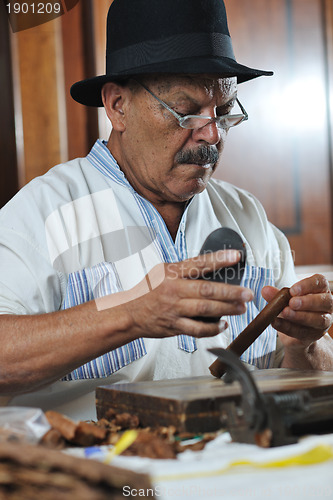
[{"x1": 152, "y1": 200, "x2": 187, "y2": 241}]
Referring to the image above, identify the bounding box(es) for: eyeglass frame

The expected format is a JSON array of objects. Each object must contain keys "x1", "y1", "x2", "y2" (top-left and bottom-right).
[{"x1": 134, "y1": 80, "x2": 248, "y2": 131}]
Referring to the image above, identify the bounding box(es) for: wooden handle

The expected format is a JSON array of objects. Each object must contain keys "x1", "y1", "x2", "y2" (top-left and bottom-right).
[{"x1": 209, "y1": 287, "x2": 291, "y2": 378}]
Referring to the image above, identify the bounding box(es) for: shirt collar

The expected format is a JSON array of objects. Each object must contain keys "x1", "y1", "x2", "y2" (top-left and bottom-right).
[{"x1": 87, "y1": 139, "x2": 135, "y2": 191}]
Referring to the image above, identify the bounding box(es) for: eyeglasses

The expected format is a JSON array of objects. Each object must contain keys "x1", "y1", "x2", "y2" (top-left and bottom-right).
[{"x1": 136, "y1": 80, "x2": 248, "y2": 131}]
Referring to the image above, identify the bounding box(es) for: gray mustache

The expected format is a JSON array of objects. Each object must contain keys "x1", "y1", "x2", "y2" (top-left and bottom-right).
[{"x1": 175, "y1": 146, "x2": 219, "y2": 165}]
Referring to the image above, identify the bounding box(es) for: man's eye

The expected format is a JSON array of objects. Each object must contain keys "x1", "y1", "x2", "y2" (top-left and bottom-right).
[
  {"x1": 216, "y1": 103, "x2": 235, "y2": 116},
  {"x1": 174, "y1": 104, "x2": 200, "y2": 117},
  {"x1": 175, "y1": 111, "x2": 188, "y2": 117},
  {"x1": 217, "y1": 106, "x2": 234, "y2": 117}
]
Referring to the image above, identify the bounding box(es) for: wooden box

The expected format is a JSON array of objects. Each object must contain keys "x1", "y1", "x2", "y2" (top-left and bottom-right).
[{"x1": 96, "y1": 369, "x2": 333, "y2": 434}]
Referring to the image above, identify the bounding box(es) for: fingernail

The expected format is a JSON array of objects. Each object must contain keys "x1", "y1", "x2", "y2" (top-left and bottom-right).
[
  {"x1": 292, "y1": 298, "x2": 302, "y2": 310},
  {"x1": 218, "y1": 319, "x2": 228, "y2": 332},
  {"x1": 241, "y1": 290, "x2": 253, "y2": 301},
  {"x1": 285, "y1": 308, "x2": 296, "y2": 318},
  {"x1": 236, "y1": 303, "x2": 246, "y2": 313},
  {"x1": 291, "y1": 285, "x2": 301, "y2": 296}
]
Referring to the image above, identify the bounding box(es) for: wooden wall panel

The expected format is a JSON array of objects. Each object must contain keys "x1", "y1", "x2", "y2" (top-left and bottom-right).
[
  {"x1": 220, "y1": 0, "x2": 332, "y2": 265},
  {"x1": 14, "y1": 19, "x2": 63, "y2": 184},
  {"x1": 93, "y1": 0, "x2": 113, "y2": 140},
  {"x1": 0, "y1": 0, "x2": 100, "y2": 194},
  {"x1": 61, "y1": 0, "x2": 99, "y2": 158},
  {"x1": 61, "y1": 1, "x2": 88, "y2": 160},
  {"x1": 78, "y1": 0, "x2": 99, "y2": 148}
]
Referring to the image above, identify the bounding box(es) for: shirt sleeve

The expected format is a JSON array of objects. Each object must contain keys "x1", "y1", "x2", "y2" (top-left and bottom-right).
[{"x1": 0, "y1": 189, "x2": 64, "y2": 316}]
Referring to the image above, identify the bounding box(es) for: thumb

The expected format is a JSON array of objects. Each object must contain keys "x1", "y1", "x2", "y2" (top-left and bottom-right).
[{"x1": 261, "y1": 285, "x2": 279, "y2": 303}]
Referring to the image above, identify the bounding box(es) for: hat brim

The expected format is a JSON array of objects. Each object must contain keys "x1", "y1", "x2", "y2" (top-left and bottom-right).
[{"x1": 70, "y1": 56, "x2": 273, "y2": 107}]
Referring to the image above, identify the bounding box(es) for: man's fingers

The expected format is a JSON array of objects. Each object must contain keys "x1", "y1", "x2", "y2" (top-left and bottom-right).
[
  {"x1": 279, "y1": 308, "x2": 333, "y2": 331},
  {"x1": 175, "y1": 297, "x2": 248, "y2": 319},
  {"x1": 165, "y1": 250, "x2": 241, "y2": 280},
  {"x1": 288, "y1": 292, "x2": 333, "y2": 314},
  {"x1": 168, "y1": 278, "x2": 253, "y2": 303},
  {"x1": 263, "y1": 279, "x2": 333, "y2": 326},
  {"x1": 173, "y1": 317, "x2": 228, "y2": 338},
  {"x1": 273, "y1": 317, "x2": 327, "y2": 343},
  {"x1": 129, "y1": 252, "x2": 253, "y2": 342},
  {"x1": 290, "y1": 274, "x2": 330, "y2": 296}
]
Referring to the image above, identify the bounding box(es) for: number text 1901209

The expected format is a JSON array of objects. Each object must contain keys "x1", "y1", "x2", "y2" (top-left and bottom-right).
[{"x1": 6, "y1": 2, "x2": 62, "y2": 15}]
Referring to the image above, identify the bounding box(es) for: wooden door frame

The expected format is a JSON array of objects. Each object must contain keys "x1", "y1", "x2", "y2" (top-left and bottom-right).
[{"x1": 0, "y1": 4, "x2": 19, "y2": 208}]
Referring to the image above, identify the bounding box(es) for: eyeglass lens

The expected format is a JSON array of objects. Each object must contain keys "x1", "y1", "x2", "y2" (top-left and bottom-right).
[{"x1": 180, "y1": 115, "x2": 246, "y2": 130}]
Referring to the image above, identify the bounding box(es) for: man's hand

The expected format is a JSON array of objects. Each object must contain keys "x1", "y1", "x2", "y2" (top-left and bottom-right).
[
  {"x1": 122, "y1": 250, "x2": 254, "y2": 340},
  {"x1": 0, "y1": 250, "x2": 253, "y2": 394},
  {"x1": 261, "y1": 274, "x2": 333, "y2": 369}
]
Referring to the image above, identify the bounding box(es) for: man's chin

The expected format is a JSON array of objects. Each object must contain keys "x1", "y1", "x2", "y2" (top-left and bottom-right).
[{"x1": 176, "y1": 177, "x2": 211, "y2": 199}]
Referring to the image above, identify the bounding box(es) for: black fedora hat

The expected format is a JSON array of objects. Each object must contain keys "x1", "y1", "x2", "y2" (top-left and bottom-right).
[{"x1": 71, "y1": 0, "x2": 273, "y2": 107}]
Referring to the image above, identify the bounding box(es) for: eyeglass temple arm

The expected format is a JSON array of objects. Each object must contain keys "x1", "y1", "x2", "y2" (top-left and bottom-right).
[
  {"x1": 134, "y1": 79, "x2": 182, "y2": 120},
  {"x1": 236, "y1": 98, "x2": 248, "y2": 120}
]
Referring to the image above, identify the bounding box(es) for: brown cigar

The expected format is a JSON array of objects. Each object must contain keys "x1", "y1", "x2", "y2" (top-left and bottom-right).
[{"x1": 209, "y1": 287, "x2": 291, "y2": 378}]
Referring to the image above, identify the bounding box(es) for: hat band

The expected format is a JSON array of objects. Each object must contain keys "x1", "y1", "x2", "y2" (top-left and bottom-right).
[{"x1": 106, "y1": 32, "x2": 235, "y2": 74}]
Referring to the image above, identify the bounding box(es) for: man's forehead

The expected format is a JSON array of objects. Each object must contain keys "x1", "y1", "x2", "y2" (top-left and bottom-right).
[{"x1": 142, "y1": 74, "x2": 237, "y2": 96}]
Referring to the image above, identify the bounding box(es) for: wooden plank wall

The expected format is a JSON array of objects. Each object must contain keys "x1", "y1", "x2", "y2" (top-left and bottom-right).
[
  {"x1": 1, "y1": 0, "x2": 98, "y2": 193},
  {"x1": 61, "y1": 0, "x2": 99, "y2": 160},
  {"x1": 14, "y1": 18, "x2": 64, "y2": 184},
  {"x1": 0, "y1": 0, "x2": 332, "y2": 267}
]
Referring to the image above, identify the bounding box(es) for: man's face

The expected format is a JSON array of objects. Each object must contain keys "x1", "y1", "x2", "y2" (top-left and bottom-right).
[{"x1": 114, "y1": 75, "x2": 237, "y2": 205}]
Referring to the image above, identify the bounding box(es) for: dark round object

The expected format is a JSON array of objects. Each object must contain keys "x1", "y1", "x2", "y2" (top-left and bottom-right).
[{"x1": 194, "y1": 227, "x2": 246, "y2": 323}]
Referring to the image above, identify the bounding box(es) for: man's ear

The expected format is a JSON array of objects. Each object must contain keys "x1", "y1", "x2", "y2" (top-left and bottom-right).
[{"x1": 101, "y1": 82, "x2": 127, "y2": 131}]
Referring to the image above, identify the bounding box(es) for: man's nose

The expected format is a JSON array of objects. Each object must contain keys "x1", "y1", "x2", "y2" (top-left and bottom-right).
[{"x1": 191, "y1": 120, "x2": 222, "y2": 146}]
